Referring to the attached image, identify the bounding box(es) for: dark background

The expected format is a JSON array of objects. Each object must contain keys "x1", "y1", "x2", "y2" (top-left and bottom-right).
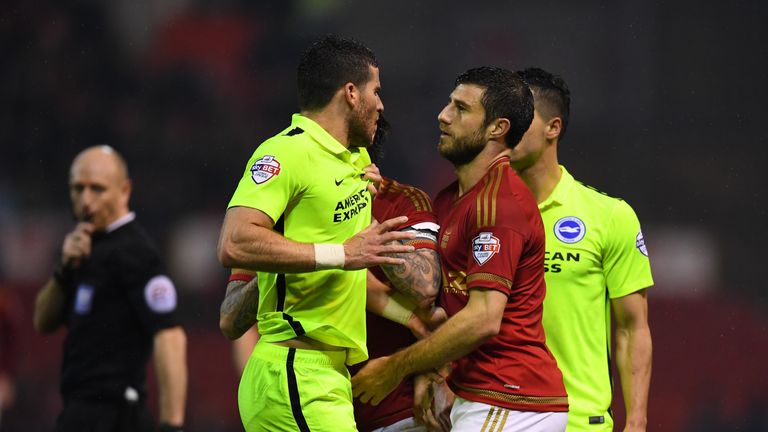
[{"x1": 1, "y1": 1, "x2": 767, "y2": 430}]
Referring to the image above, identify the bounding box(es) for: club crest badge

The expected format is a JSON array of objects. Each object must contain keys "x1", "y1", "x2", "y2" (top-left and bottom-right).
[
  {"x1": 554, "y1": 216, "x2": 586, "y2": 244},
  {"x1": 636, "y1": 229, "x2": 648, "y2": 256},
  {"x1": 472, "y1": 232, "x2": 501, "y2": 265},
  {"x1": 250, "y1": 155, "x2": 281, "y2": 185}
]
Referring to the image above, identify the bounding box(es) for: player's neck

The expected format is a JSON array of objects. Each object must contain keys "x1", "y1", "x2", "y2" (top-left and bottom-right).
[
  {"x1": 517, "y1": 150, "x2": 562, "y2": 204},
  {"x1": 302, "y1": 106, "x2": 352, "y2": 149},
  {"x1": 455, "y1": 142, "x2": 511, "y2": 196}
]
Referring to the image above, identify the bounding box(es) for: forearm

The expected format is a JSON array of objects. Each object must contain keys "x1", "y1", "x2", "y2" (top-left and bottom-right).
[
  {"x1": 33, "y1": 278, "x2": 66, "y2": 333},
  {"x1": 380, "y1": 247, "x2": 440, "y2": 308},
  {"x1": 218, "y1": 220, "x2": 316, "y2": 273},
  {"x1": 220, "y1": 275, "x2": 259, "y2": 340},
  {"x1": 615, "y1": 323, "x2": 652, "y2": 429},
  {"x1": 154, "y1": 327, "x2": 187, "y2": 426},
  {"x1": 391, "y1": 304, "x2": 493, "y2": 378}
]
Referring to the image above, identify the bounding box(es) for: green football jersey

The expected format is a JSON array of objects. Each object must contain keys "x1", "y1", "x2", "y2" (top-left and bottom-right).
[
  {"x1": 539, "y1": 166, "x2": 653, "y2": 431},
  {"x1": 228, "y1": 114, "x2": 373, "y2": 365}
]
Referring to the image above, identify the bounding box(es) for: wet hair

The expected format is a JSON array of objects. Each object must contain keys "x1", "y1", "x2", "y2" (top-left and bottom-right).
[
  {"x1": 297, "y1": 34, "x2": 378, "y2": 111},
  {"x1": 454, "y1": 66, "x2": 533, "y2": 148},
  {"x1": 517, "y1": 67, "x2": 571, "y2": 141}
]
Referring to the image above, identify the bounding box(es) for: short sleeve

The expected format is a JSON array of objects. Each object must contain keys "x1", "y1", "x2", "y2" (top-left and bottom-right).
[
  {"x1": 464, "y1": 225, "x2": 525, "y2": 297},
  {"x1": 603, "y1": 200, "x2": 654, "y2": 298},
  {"x1": 117, "y1": 244, "x2": 179, "y2": 334},
  {"x1": 227, "y1": 139, "x2": 303, "y2": 223}
]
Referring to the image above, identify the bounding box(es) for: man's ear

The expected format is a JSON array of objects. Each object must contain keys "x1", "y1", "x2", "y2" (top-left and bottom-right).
[
  {"x1": 343, "y1": 82, "x2": 358, "y2": 107},
  {"x1": 546, "y1": 117, "x2": 562, "y2": 140},
  {"x1": 488, "y1": 118, "x2": 511, "y2": 141}
]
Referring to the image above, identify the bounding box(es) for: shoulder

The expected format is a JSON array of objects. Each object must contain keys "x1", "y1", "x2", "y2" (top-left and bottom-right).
[
  {"x1": 570, "y1": 179, "x2": 638, "y2": 221},
  {"x1": 479, "y1": 163, "x2": 537, "y2": 224},
  {"x1": 377, "y1": 178, "x2": 433, "y2": 211},
  {"x1": 110, "y1": 222, "x2": 162, "y2": 262}
]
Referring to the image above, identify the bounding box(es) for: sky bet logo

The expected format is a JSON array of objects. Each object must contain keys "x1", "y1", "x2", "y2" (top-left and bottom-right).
[
  {"x1": 250, "y1": 155, "x2": 281, "y2": 184},
  {"x1": 554, "y1": 216, "x2": 586, "y2": 244}
]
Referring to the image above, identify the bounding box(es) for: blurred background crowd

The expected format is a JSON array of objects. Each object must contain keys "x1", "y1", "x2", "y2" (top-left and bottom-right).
[{"x1": 1, "y1": 0, "x2": 767, "y2": 430}]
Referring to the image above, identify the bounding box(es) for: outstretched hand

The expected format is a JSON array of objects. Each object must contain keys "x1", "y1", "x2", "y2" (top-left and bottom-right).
[
  {"x1": 362, "y1": 163, "x2": 382, "y2": 197},
  {"x1": 343, "y1": 217, "x2": 415, "y2": 270}
]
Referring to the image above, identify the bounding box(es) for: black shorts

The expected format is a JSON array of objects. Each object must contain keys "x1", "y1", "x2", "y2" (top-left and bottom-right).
[{"x1": 55, "y1": 399, "x2": 153, "y2": 432}]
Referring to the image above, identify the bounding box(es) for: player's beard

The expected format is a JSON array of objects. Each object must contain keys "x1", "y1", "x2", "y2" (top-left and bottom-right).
[
  {"x1": 348, "y1": 100, "x2": 376, "y2": 149},
  {"x1": 438, "y1": 127, "x2": 486, "y2": 166}
]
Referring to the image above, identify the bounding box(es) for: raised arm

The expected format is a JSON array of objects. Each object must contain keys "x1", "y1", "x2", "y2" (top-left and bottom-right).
[
  {"x1": 612, "y1": 289, "x2": 652, "y2": 432},
  {"x1": 34, "y1": 222, "x2": 95, "y2": 333},
  {"x1": 217, "y1": 207, "x2": 416, "y2": 273},
  {"x1": 154, "y1": 326, "x2": 188, "y2": 430}
]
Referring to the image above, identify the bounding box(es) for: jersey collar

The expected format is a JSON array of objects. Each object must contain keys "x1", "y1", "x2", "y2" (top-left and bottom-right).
[
  {"x1": 107, "y1": 211, "x2": 136, "y2": 233},
  {"x1": 538, "y1": 165, "x2": 574, "y2": 211},
  {"x1": 290, "y1": 114, "x2": 370, "y2": 165}
]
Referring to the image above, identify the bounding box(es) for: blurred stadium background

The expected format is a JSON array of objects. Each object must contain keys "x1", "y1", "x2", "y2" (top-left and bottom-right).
[{"x1": 1, "y1": 1, "x2": 767, "y2": 430}]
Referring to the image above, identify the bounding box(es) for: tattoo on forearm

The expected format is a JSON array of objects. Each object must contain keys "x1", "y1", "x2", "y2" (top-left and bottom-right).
[
  {"x1": 381, "y1": 247, "x2": 441, "y2": 303},
  {"x1": 221, "y1": 278, "x2": 259, "y2": 334}
]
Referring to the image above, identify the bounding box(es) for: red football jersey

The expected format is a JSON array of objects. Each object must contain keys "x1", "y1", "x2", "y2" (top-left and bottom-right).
[
  {"x1": 433, "y1": 157, "x2": 568, "y2": 412},
  {"x1": 352, "y1": 177, "x2": 440, "y2": 431}
]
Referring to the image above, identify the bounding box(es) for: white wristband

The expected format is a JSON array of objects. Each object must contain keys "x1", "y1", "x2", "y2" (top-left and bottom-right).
[
  {"x1": 381, "y1": 294, "x2": 415, "y2": 325},
  {"x1": 314, "y1": 243, "x2": 345, "y2": 270}
]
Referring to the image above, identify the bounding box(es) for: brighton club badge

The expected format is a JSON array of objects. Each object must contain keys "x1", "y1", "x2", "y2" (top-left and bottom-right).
[
  {"x1": 472, "y1": 232, "x2": 501, "y2": 265},
  {"x1": 250, "y1": 155, "x2": 281, "y2": 184}
]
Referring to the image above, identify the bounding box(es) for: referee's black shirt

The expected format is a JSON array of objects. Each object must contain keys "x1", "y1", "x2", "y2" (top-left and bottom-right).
[{"x1": 58, "y1": 218, "x2": 179, "y2": 403}]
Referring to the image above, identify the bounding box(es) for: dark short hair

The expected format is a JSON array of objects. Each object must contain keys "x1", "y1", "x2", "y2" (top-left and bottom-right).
[
  {"x1": 297, "y1": 34, "x2": 378, "y2": 111},
  {"x1": 454, "y1": 67, "x2": 533, "y2": 148},
  {"x1": 517, "y1": 67, "x2": 571, "y2": 141}
]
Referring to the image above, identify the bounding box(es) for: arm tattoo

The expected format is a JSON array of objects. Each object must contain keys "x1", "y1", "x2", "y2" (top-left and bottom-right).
[
  {"x1": 220, "y1": 277, "x2": 260, "y2": 336},
  {"x1": 381, "y1": 246, "x2": 441, "y2": 304}
]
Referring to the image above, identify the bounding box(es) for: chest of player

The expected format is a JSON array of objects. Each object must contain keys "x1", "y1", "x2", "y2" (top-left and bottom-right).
[
  {"x1": 283, "y1": 164, "x2": 372, "y2": 238},
  {"x1": 540, "y1": 210, "x2": 606, "y2": 287},
  {"x1": 437, "y1": 201, "x2": 476, "y2": 308}
]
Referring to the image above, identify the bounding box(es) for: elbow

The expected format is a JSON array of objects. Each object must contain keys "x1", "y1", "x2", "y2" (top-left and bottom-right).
[
  {"x1": 219, "y1": 316, "x2": 241, "y2": 341},
  {"x1": 217, "y1": 239, "x2": 239, "y2": 268},
  {"x1": 33, "y1": 312, "x2": 58, "y2": 335},
  {"x1": 475, "y1": 318, "x2": 501, "y2": 343}
]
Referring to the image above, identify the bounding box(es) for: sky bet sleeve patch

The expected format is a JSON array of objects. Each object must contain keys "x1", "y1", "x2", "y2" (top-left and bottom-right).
[
  {"x1": 143, "y1": 275, "x2": 177, "y2": 313},
  {"x1": 250, "y1": 155, "x2": 281, "y2": 184}
]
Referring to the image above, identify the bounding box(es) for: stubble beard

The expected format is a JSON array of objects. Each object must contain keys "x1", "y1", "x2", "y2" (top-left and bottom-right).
[
  {"x1": 348, "y1": 103, "x2": 376, "y2": 149},
  {"x1": 438, "y1": 129, "x2": 486, "y2": 166}
]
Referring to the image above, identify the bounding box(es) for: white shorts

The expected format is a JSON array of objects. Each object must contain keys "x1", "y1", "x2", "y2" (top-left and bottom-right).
[
  {"x1": 371, "y1": 416, "x2": 426, "y2": 432},
  {"x1": 450, "y1": 396, "x2": 567, "y2": 432}
]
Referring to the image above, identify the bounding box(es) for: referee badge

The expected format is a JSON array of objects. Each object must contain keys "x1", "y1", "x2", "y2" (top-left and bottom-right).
[
  {"x1": 144, "y1": 275, "x2": 177, "y2": 313},
  {"x1": 250, "y1": 155, "x2": 281, "y2": 185},
  {"x1": 74, "y1": 284, "x2": 95, "y2": 315},
  {"x1": 554, "y1": 216, "x2": 586, "y2": 244},
  {"x1": 472, "y1": 232, "x2": 500, "y2": 265}
]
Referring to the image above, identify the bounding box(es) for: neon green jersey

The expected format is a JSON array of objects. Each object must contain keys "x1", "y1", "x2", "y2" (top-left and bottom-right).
[
  {"x1": 228, "y1": 114, "x2": 373, "y2": 365},
  {"x1": 539, "y1": 166, "x2": 653, "y2": 431}
]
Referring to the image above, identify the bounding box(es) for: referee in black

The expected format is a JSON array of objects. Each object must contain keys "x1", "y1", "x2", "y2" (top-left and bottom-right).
[{"x1": 34, "y1": 146, "x2": 187, "y2": 432}]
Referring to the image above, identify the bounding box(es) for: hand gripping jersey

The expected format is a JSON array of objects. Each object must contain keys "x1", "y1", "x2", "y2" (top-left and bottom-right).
[
  {"x1": 539, "y1": 166, "x2": 653, "y2": 430},
  {"x1": 228, "y1": 114, "x2": 373, "y2": 365},
  {"x1": 433, "y1": 156, "x2": 568, "y2": 413},
  {"x1": 352, "y1": 177, "x2": 439, "y2": 431}
]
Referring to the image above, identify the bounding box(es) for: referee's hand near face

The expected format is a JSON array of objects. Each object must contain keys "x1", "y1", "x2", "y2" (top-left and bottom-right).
[{"x1": 61, "y1": 222, "x2": 94, "y2": 270}]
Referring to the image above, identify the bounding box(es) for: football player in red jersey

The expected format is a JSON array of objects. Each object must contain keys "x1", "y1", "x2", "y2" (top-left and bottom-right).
[{"x1": 353, "y1": 67, "x2": 569, "y2": 432}]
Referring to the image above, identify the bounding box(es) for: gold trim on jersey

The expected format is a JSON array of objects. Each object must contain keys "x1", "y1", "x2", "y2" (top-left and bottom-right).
[
  {"x1": 453, "y1": 382, "x2": 568, "y2": 407},
  {"x1": 476, "y1": 163, "x2": 505, "y2": 228},
  {"x1": 387, "y1": 180, "x2": 433, "y2": 212},
  {"x1": 467, "y1": 272, "x2": 512, "y2": 289}
]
